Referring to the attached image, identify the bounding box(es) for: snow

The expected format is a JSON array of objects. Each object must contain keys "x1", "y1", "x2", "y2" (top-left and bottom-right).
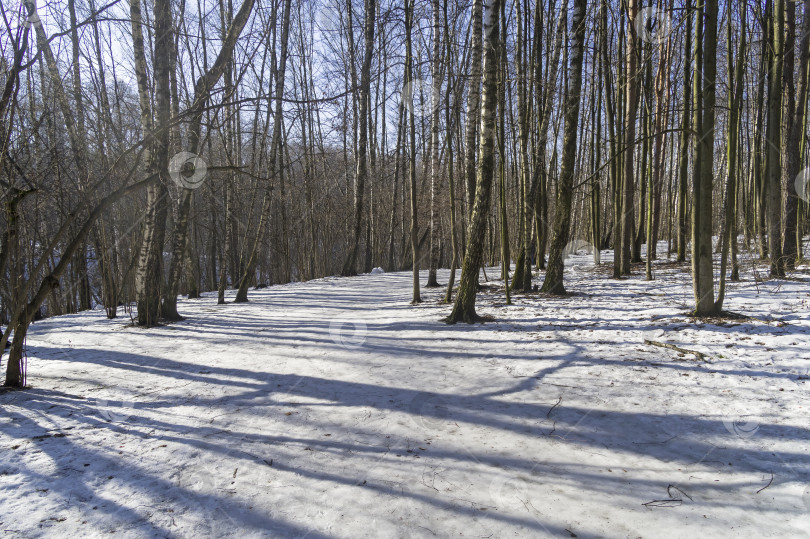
[
  {"x1": 371, "y1": 267, "x2": 385, "y2": 274},
  {"x1": 2, "y1": 248, "x2": 810, "y2": 538}
]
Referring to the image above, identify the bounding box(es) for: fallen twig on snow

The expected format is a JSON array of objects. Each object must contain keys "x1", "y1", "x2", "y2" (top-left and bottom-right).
[
  {"x1": 644, "y1": 340, "x2": 710, "y2": 362},
  {"x1": 756, "y1": 473, "x2": 774, "y2": 494},
  {"x1": 547, "y1": 396, "x2": 562, "y2": 418},
  {"x1": 632, "y1": 434, "x2": 678, "y2": 445},
  {"x1": 642, "y1": 484, "x2": 693, "y2": 508},
  {"x1": 667, "y1": 484, "x2": 693, "y2": 501},
  {"x1": 642, "y1": 498, "x2": 681, "y2": 508}
]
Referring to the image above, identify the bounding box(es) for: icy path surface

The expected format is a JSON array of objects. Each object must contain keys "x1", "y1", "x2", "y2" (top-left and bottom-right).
[{"x1": 2, "y1": 262, "x2": 810, "y2": 538}]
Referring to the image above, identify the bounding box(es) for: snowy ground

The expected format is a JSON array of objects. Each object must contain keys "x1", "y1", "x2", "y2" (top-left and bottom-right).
[{"x1": 2, "y1": 247, "x2": 810, "y2": 538}]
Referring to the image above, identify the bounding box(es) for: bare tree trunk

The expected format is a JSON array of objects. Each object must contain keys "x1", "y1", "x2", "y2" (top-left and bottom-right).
[
  {"x1": 67, "y1": 0, "x2": 93, "y2": 311},
  {"x1": 497, "y1": 0, "x2": 510, "y2": 303},
  {"x1": 1, "y1": 188, "x2": 35, "y2": 385},
  {"x1": 620, "y1": 0, "x2": 639, "y2": 275},
  {"x1": 650, "y1": 0, "x2": 672, "y2": 266},
  {"x1": 753, "y1": 17, "x2": 769, "y2": 260},
  {"x1": 426, "y1": 0, "x2": 443, "y2": 287},
  {"x1": 533, "y1": 0, "x2": 568, "y2": 272},
  {"x1": 89, "y1": 0, "x2": 119, "y2": 317},
  {"x1": 676, "y1": 0, "x2": 692, "y2": 263},
  {"x1": 592, "y1": 28, "x2": 603, "y2": 265},
  {"x1": 342, "y1": 0, "x2": 376, "y2": 276},
  {"x1": 516, "y1": 0, "x2": 532, "y2": 291},
  {"x1": 784, "y1": 0, "x2": 810, "y2": 268},
  {"x1": 691, "y1": 0, "x2": 718, "y2": 315},
  {"x1": 445, "y1": 0, "x2": 502, "y2": 323},
  {"x1": 30, "y1": 0, "x2": 95, "y2": 314},
  {"x1": 540, "y1": 0, "x2": 587, "y2": 294},
  {"x1": 4, "y1": 177, "x2": 155, "y2": 386},
  {"x1": 634, "y1": 50, "x2": 650, "y2": 266},
  {"x1": 444, "y1": 0, "x2": 460, "y2": 303},
  {"x1": 130, "y1": 0, "x2": 171, "y2": 326},
  {"x1": 766, "y1": 0, "x2": 786, "y2": 277},
  {"x1": 162, "y1": 0, "x2": 256, "y2": 316},
  {"x1": 463, "y1": 0, "x2": 484, "y2": 226},
  {"x1": 234, "y1": 0, "x2": 291, "y2": 302},
  {"x1": 388, "y1": 99, "x2": 406, "y2": 271},
  {"x1": 716, "y1": 0, "x2": 746, "y2": 311},
  {"x1": 596, "y1": 0, "x2": 620, "y2": 275},
  {"x1": 405, "y1": 0, "x2": 421, "y2": 304}
]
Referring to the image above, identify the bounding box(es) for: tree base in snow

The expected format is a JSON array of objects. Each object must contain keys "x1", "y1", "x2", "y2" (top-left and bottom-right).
[
  {"x1": 688, "y1": 309, "x2": 747, "y2": 322},
  {"x1": 0, "y1": 383, "x2": 30, "y2": 392},
  {"x1": 160, "y1": 305, "x2": 185, "y2": 322},
  {"x1": 443, "y1": 310, "x2": 494, "y2": 324}
]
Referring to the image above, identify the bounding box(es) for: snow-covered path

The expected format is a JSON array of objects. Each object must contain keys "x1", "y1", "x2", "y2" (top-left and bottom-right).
[{"x1": 2, "y1": 262, "x2": 810, "y2": 538}]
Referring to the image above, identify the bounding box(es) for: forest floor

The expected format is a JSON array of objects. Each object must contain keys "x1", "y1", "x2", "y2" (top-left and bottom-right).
[{"x1": 1, "y1": 246, "x2": 810, "y2": 538}]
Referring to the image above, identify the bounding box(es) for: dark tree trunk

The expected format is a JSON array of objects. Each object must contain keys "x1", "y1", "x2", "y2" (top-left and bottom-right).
[
  {"x1": 343, "y1": 0, "x2": 377, "y2": 276},
  {"x1": 446, "y1": 0, "x2": 502, "y2": 323},
  {"x1": 540, "y1": 0, "x2": 588, "y2": 294}
]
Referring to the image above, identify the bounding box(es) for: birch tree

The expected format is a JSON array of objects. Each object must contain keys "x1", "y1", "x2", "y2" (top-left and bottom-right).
[
  {"x1": 446, "y1": 0, "x2": 502, "y2": 323},
  {"x1": 540, "y1": 0, "x2": 588, "y2": 294}
]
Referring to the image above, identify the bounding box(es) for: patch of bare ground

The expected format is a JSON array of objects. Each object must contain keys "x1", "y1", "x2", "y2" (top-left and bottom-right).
[{"x1": 686, "y1": 311, "x2": 752, "y2": 325}]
